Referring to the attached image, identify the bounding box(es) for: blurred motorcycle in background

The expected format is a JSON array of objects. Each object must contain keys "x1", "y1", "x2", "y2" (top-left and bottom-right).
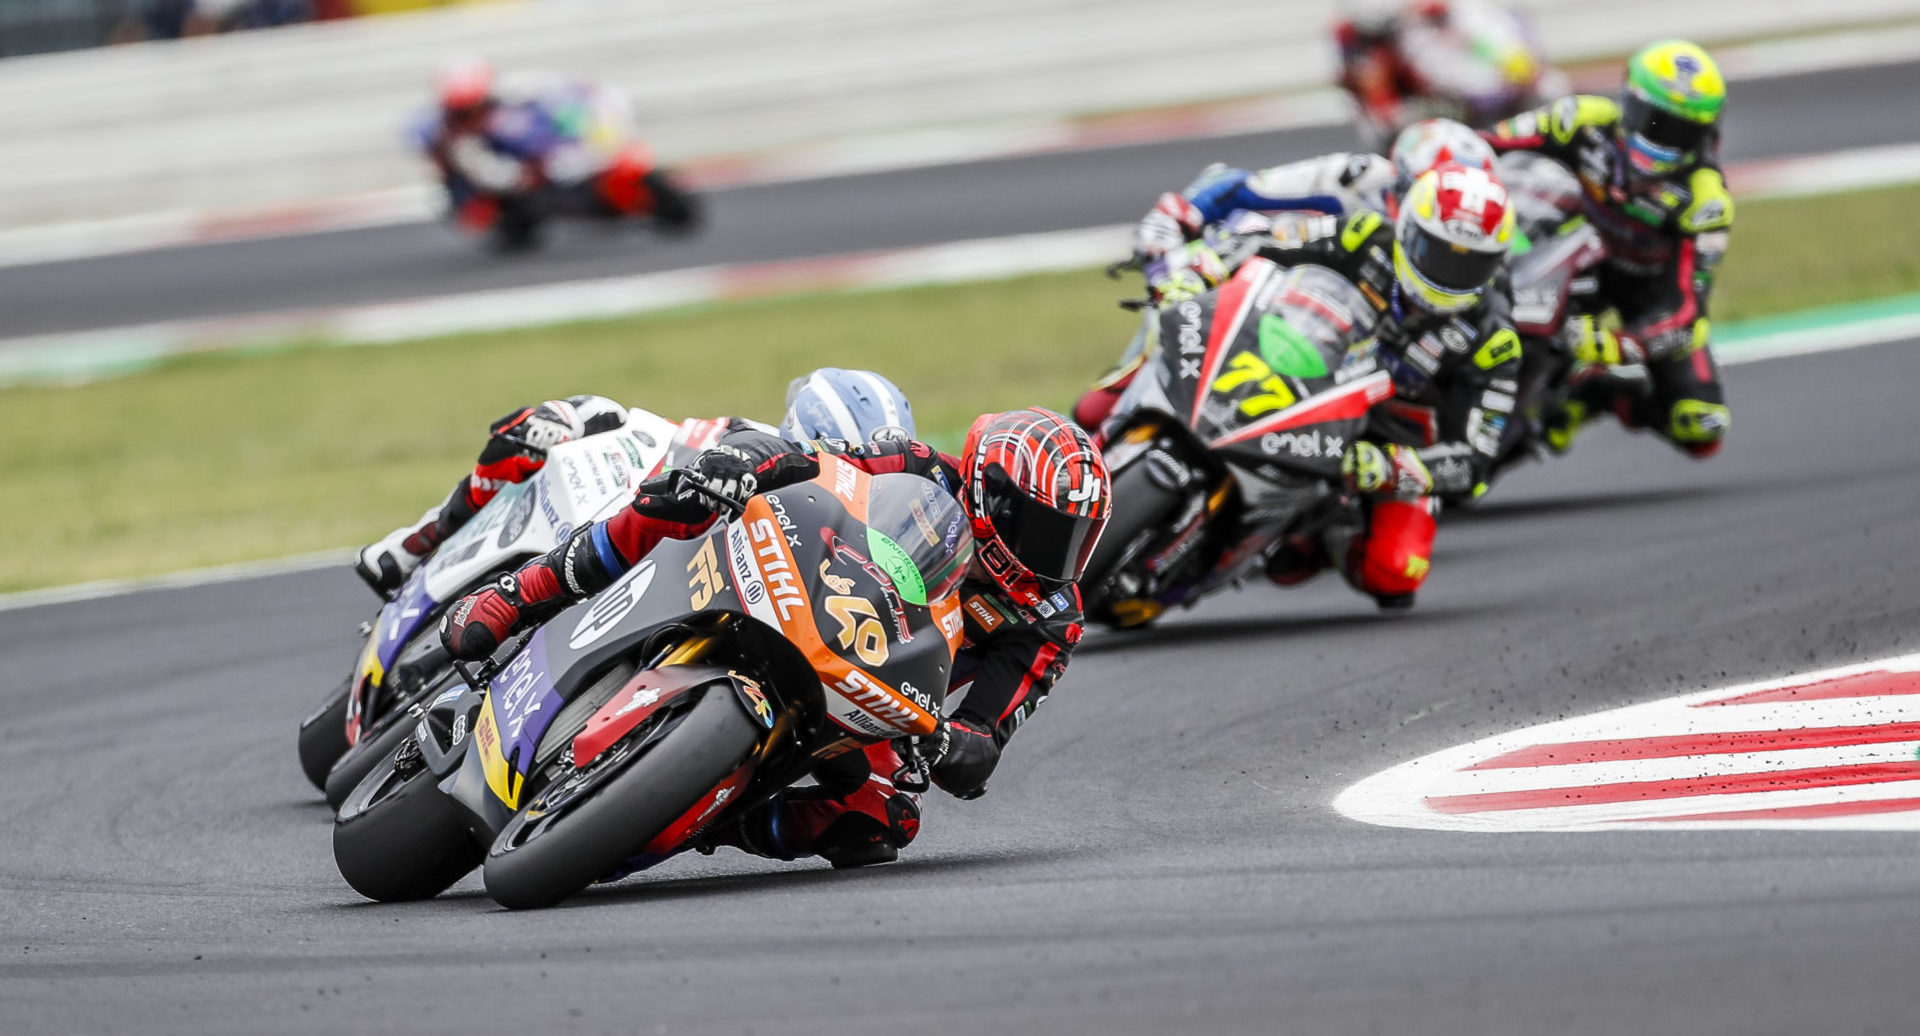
[
  {"x1": 1337, "y1": 0, "x2": 1569, "y2": 152},
  {"x1": 412, "y1": 64, "x2": 702, "y2": 252}
]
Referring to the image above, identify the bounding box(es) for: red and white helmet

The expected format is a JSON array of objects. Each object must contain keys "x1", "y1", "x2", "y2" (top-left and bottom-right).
[
  {"x1": 437, "y1": 57, "x2": 495, "y2": 120},
  {"x1": 1389, "y1": 117, "x2": 1496, "y2": 195},
  {"x1": 959, "y1": 409, "x2": 1110, "y2": 610},
  {"x1": 1392, "y1": 162, "x2": 1515, "y2": 314}
]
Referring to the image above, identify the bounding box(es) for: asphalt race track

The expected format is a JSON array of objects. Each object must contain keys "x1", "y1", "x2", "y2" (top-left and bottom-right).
[
  {"x1": 4, "y1": 61, "x2": 1919, "y2": 338},
  {"x1": 4, "y1": 337, "x2": 1919, "y2": 1034}
]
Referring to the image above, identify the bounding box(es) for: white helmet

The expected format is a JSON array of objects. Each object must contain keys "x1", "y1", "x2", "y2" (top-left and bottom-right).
[
  {"x1": 1390, "y1": 118, "x2": 1496, "y2": 195},
  {"x1": 1393, "y1": 162, "x2": 1516, "y2": 314},
  {"x1": 780, "y1": 368, "x2": 916, "y2": 444}
]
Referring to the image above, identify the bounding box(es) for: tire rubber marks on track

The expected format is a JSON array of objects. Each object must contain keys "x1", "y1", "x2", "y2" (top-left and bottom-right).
[{"x1": 1334, "y1": 653, "x2": 1920, "y2": 831}]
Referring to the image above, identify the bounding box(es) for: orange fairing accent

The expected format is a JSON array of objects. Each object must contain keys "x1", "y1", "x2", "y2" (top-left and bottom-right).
[
  {"x1": 743, "y1": 487, "x2": 937, "y2": 737},
  {"x1": 813, "y1": 453, "x2": 871, "y2": 524},
  {"x1": 931, "y1": 592, "x2": 965, "y2": 655}
]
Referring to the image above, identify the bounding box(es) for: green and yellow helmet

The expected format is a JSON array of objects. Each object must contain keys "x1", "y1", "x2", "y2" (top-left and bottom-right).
[{"x1": 1620, "y1": 40, "x2": 1725, "y2": 176}]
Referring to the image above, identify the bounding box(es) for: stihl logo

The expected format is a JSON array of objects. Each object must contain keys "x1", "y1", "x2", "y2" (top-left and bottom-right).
[
  {"x1": 833, "y1": 669, "x2": 917, "y2": 727},
  {"x1": 749, "y1": 519, "x2": 805, "y2": 621}
]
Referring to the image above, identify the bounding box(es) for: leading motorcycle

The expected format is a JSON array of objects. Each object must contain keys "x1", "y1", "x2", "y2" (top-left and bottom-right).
[
  {"x1": 1081, "y1": 259, "x2": 1395, "y2": 628},
  {"x1": 330, "y1": 460, "x2": 971, "y2": 909}
]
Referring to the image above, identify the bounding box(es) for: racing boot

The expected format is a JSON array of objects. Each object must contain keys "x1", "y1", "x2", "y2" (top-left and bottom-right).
[
  {"x1": 1542, "y1": 398, "x2": 1589, "y2": 455},
  {"x1": 1266, "y1": 533, "x2": 1328, "y2": 587},
  {"x1": 695, "y1": 789, "x2": 920, "y2": 869},
  {"x1": 355, "y1": 504, "x2": 444, "y2": 597}
]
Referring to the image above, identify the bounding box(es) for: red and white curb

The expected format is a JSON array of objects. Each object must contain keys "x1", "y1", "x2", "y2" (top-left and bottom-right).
[{"x1": 1334, "y1": 653, "x2": 1920, "y2": 832}]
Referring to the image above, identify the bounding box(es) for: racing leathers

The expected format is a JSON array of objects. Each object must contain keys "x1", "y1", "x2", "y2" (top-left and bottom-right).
[
  {"x1": 1131, "y1": 154, "x2": 1398, "y2": 262},
  {"x1": 1482, "y1": 95, "x2": 1733, "y2": 456},
  {"x1": 412, "y1": 76, "x2": 651, "y2": 236},
  {"x1": 1256, "y1": 208, "x2": 1523, "y2": 499},
  {"x1": 354, "y1": 396, "x2": 765, "y2": 596},
  {"x1": 439, "y1": 425, "x2": 1084, "y2": 865}
]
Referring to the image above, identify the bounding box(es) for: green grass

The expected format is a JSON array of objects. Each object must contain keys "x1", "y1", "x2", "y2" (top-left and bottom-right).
[
  {"x1": 0, "y1": 270, "x2": 1139, "y2": 591},
  {"x1": 2, "y1": 182, "x2": 1917, "y2": 592},
  {"x1": 1714, "y1": 183, "x2": 1920, "y2": 321}
]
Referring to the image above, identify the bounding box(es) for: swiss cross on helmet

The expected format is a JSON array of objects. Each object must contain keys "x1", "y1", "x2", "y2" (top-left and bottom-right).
[
  {"x1": 959, "y1": 408, "x2": 1110, "y2": 609},
  {"x1": 1392, "y1": 162, "x2": 1515, "y2": 314}
]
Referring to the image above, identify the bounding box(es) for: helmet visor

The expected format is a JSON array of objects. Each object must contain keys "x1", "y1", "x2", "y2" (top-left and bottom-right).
[
  {"x1": 1621, "y1": 92, "x2": 1712, "y2": 154},
  {"x1": 1400, "y1": 224, "x2": 1503, "y2": 294},
  {"x1": 982, "y1": 469, "x2": 1106, "y2": 586}
]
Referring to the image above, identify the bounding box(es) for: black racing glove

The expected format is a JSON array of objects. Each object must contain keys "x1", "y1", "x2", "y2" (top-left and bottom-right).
[
  {"x1": 686, "y1": 443, "x2": 760, "y2": 503},
  {"x1": 930, "y1": 719, "x2": 1000, "y2": 800}
]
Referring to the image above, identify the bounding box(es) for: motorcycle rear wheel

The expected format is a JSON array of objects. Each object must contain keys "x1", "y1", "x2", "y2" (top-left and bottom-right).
[
  {"x1": 297, "y1": 680, "x2": 351, "y2": 792},
  {"x1": 645, "y1": 170, "x2": 701, "y2": 234},
  {"x1": 332, "y1": 740, "x2": 483, "y2": 902},
  {"x1": 1080, "y1": 458, "x2": 1186, "y2": 625},
  {"x1": 482, "y1": 683, "x2": 759, "y2": 910}
]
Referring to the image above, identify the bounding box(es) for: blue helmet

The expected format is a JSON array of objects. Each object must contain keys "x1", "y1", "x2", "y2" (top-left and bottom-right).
[{"x1": 780, "y1": 368, "x2": 916, "y2": 444}]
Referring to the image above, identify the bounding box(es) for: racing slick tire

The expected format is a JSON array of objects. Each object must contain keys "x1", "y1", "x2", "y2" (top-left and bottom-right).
[
  {"x1": 297, "y1": 680, "x2": 352, "y2": 792},
  {"x1": 332, "y1": 739, "x2": 484, "y2": 902},
  {"x1": 1079, "y1": 458, "x2": 1185, "y2": 626},
  {"x1": 482, "y1": 683, "x2": 760, "y2": 910}
]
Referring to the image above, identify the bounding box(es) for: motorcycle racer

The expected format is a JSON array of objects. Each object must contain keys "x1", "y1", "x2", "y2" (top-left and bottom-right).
[
  {"x1": 440, "y1": 410, "x2": 1110, "y2": 866},
  {"x1": 353, "y1": 369, "x2": 915, "y2": 596},
  {"x1": 1251, "y1": 162, "x2": 1524, "y2": 505},
  {"x1": 412, "y1": 58, "x2": 678, "y2": 246},
  {"x1": 1480, "y1": 40, "x2": 1733, "y2": 457},
  {"x1": 1337, "y1": 0, "x2": 1563, "y2": 150},
  {"x1": 1083, "y1": 119, "x2": 1498, "y2": 433}
]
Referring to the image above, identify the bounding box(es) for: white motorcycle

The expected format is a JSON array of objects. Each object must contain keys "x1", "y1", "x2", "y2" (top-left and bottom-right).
[{"x1": 298, "y1": 408, "x2": 682, "y2": 809}]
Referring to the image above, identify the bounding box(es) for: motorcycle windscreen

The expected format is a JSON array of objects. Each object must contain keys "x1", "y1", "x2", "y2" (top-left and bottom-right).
[
  {"x1": 1193, "y1": 265, "x2": 1380, "y2": 444},
  {"x1": 862, "y1": 474, "x2": 974, "y2": 605}
]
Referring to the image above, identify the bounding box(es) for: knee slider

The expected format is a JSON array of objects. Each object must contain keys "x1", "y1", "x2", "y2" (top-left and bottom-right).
[
  {"x1": 1348, "y1": 499, "x2": 1437, "y2": 597},
  {"x1": 1667, "y1": 398, "x2": 1730, "y2": 449}
]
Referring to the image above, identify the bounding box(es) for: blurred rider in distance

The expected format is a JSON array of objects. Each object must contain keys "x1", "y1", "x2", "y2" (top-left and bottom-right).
[
  {"x1": 439, "y1": 409, "x2": 1109, "y2": 867},
  {"x1": 412, "y1": 57, "x2": 669, "y2": 241},
  {"x1": 1336, "y1": 0, "x2": 1562, "y2": 150},
  {"x1": 353, "y1": 368, "x2": 915, "y2": 597},
  {"x1": 1481, "y1": 40, "x2": 1733, "y2": 458}
]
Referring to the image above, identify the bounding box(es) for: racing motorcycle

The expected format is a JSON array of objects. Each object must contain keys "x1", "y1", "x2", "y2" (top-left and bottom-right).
[
  {"x1": 330, "y1": 460, "x2": 971, "y2": 909},
  {"x1": 1080, "y1": 259, "x2": 1395, "y2": 628},
  {"x1": 1348, "y1": 0, "x2": 1568, "y2": 151},
  {"x1": 297, "y1": 409, "x2": 682, "y2": 809},
  {"x1": 417, "y1": 81, "x2": 701, "y2": 253}
]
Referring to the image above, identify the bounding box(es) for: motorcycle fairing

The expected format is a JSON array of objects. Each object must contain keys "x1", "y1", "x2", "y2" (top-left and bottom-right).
[
  {"x1": 456, "y1": 461, "x2": 961, "y2": 823},
  {"x1": 1117, "y1": 260, "x2": 1386, "y2": 502},
  {"x1": 732, "y1": 457, "x2": 955, "y2": 739},
  {"x1": 341, "y1": 416, "x2": 678, "y2": 744}
]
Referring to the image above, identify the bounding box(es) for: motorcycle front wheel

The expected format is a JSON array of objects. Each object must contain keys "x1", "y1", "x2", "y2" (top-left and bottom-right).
[
  {"x1": 482, "y1": 682, "x2": 760, "y2": 910},
  {"x1": 332, "y1": 739, "x2": 484, "y2": 903},
  {"x1": 297, "y1": 679, "x2": 352, "y2": 792}
]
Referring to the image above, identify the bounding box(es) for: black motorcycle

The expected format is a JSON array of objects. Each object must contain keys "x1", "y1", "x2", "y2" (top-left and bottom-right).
[
  {"x1": 331, "y1": 463, "x2": 971, "y2": 909},
  {"x1": 1080, "y1": 260, "x2": 1396, "y2": 628}
]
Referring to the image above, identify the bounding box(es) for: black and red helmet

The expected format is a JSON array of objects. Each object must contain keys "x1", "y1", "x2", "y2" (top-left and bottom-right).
[{"x1": 959, "y1": 408, "x2": 1110, "y2": 609}]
